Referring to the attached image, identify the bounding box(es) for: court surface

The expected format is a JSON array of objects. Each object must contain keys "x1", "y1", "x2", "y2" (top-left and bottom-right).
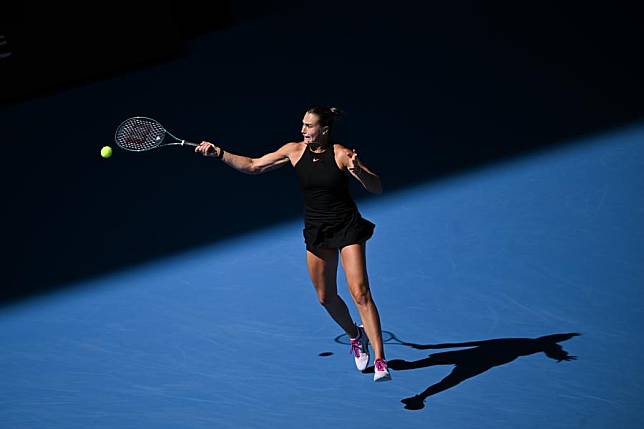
[{"x1": 2, "y1": 123, "x2": 643, "y2": 428}]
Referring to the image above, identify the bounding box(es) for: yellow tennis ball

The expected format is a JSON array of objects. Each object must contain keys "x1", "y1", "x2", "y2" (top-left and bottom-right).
[{"x1": 100, "y1": 146, "x2": 113, "y2": 159}]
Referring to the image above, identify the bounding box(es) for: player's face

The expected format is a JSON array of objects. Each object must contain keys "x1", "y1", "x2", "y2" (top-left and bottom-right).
[{"x1": 301, "y1": 113, "x2": 328, "y2": 144}]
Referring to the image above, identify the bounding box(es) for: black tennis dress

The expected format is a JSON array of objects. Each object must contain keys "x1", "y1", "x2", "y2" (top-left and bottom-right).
[{"x1": 295, "y1": 144, "x2": 375, "y2": 251}]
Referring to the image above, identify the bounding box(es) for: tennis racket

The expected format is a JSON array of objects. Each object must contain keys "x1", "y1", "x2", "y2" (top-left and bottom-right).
[{"x1": 114, "y1": 116, "x2": 198, "y2": 152}]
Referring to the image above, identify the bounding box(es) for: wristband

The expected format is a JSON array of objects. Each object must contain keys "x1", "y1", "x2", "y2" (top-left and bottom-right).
[{"x1": 217, "y1": 147, "x2": 224, "y2": 160}]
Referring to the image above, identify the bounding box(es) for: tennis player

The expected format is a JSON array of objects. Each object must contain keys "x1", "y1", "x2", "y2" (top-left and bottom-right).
[{"x1": 195, "y1": 106, "x2": 390, "y2": 382}]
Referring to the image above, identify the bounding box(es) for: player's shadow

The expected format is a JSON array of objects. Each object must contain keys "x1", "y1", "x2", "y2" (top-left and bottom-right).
[{"x1": 364, "y1": 332, "x2": 580, "y2": 411}]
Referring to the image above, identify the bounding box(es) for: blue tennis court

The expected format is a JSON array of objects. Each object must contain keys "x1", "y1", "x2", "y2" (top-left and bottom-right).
[
  {"x1": 3, "y1": 2, "x2": 644, "y2": 428},
  {"x1": 2, "y1": 122, "x2": 643, "y2": 428}
]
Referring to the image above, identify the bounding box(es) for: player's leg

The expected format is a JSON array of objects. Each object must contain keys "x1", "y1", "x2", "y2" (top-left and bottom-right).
[
  {"x1": 306, "y1": 247, "x2": 357, "y2": 338},
  {"x1": 341, "y1": 242, "x2": 391, "y2": 381},
  {"x1": 340, "y1": 242, "x2": 384, "y2": 359}
]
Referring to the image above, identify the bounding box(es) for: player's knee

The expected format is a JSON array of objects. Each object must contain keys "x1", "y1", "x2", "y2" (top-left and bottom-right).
[
  {"x1": 350, "y1": 283, "x2": 372, "y2": 307},
  {"x1": 318, "y1": 291, "x2": 338, "y2": 307}
]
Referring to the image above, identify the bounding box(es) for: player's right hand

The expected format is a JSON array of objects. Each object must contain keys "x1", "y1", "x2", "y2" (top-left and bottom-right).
[{"x1": 195, "y1": 141, "x2": 218, "y2": 157}]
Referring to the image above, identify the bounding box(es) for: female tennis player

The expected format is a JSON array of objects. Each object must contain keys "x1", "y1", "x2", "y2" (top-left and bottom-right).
[{"x1": 195, "y1": 106, "x2": 390, "y2": 382}]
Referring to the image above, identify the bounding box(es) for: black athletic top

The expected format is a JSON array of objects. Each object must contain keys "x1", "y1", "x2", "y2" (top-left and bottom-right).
[{"x1": 294, "y1": 144, "x2": 375, "y2": 250}]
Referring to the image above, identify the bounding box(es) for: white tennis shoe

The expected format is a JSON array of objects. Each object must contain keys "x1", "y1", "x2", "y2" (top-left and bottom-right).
[
  {"x1": 349, "y1": 325, "x2": 370, "y2": 371},
  {"x1": 373, "y1": 358, "x2": 392, "y2": 382}
]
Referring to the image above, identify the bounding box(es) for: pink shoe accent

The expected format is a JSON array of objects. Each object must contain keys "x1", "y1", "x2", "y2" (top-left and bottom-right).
[
  {"x1": 349, "y1": 338, "x2": 362, "y2": 358},
  {"x1": 375, "y1": 358, "x2": 388, "y2": 372},
  {"x1": 374, "y1": 358, "x2": 391, "y2": 381}
]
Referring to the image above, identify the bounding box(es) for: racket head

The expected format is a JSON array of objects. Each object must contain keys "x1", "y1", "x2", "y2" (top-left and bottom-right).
[{"x1": 114, "y1": 116, "x2": 166, "y2": 152}]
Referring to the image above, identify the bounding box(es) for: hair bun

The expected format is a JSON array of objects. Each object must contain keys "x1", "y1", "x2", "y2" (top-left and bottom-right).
[
  {"x1": 329, "y1": 107, "x2": 344, "y2": 118},
  {"x1": 305, "y1": 106, "x2": 344, "y2": 129}
]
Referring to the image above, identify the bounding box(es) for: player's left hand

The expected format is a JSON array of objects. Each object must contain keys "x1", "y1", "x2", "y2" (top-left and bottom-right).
[{"x1": 348, "y1": 149, "x2": 362, "y2": 175}]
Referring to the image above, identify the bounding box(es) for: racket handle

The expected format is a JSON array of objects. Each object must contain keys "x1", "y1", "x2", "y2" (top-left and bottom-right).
[{"x1": 182, "y1": 141, "x2": 199, "y2": 147}]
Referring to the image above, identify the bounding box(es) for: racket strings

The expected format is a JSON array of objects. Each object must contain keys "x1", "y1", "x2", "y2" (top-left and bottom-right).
[{"x1": 115, "y1": 118, "x2": 166, "y2": 151}]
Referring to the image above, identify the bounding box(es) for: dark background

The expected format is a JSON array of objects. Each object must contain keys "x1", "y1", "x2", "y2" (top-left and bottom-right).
[{"x1": 2, "y1": 1, "x2": 643, "y2": 305}]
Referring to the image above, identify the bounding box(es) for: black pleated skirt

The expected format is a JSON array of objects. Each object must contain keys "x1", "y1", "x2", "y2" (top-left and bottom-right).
[{"x1": 303, "y1": 211, "x2": 375, "y2": 251}]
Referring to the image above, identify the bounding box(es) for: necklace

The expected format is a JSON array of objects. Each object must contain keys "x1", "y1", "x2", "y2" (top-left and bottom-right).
[{"x1": 308, "y1": 143, "x2": 328, "y2": 154}]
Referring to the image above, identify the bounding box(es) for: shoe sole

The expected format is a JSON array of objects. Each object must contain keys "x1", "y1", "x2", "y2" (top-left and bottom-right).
[{"x1": 374, "y1": 373, "x2": 392, "y2": 382}]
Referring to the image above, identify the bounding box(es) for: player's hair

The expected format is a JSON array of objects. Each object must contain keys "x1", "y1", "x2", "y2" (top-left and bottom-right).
[{"x1": 306, "y1": 106, "x2": 344, "y2": 130}]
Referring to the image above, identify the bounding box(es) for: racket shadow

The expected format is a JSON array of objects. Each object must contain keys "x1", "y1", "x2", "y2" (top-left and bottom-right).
[{"x1": 353, "y1": 332, "x2": 581, "y2": 411}]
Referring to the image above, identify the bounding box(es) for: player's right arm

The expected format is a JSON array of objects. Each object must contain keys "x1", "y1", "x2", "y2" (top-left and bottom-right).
[{"x1": 195, "y1": 141, "x2": 299, "y2": 175}]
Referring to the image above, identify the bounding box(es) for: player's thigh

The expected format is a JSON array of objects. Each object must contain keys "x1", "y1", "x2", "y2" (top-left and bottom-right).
[
  {"x1": 306, "y1": 247, "x2": 339, "y2": 296},
  {"x1": 340, "y1": 242, "x2": 370, "y2": 296}
]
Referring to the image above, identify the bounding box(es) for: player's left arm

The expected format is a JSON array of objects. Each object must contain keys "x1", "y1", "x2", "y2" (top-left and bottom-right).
[{"x1": 337, "y1": 145, "x2": 383, "y2": 194}]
